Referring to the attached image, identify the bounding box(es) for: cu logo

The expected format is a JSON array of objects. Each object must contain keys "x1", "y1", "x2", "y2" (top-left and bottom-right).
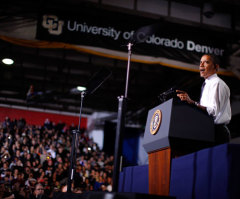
[{"x1": 42, "y1": 15, "x2": 64, "y2": 35}]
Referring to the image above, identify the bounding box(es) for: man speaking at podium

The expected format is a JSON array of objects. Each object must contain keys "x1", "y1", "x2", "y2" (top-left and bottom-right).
[{"x1": 176, "y1": 54, "x2": 231, "y2": 145}]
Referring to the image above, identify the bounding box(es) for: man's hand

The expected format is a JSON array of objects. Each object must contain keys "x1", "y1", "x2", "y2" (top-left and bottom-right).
[
  {"x1": 176, "y1": 90, "x2": 194, "y2": 104},
  {"x1": 176, "y1": 90, "x2": 207, "y2": 112}
]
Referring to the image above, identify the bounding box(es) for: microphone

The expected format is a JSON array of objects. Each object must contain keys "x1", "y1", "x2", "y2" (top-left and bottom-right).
[{"x1": 158, "y1": 87, "x2": 177, "y2": 103}]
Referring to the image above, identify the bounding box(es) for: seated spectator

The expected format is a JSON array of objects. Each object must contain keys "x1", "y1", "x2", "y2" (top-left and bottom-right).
[
  {"x1": 29, "y1": 183, "x2": 49, "y2": 199},
  {"x1": 0, "y1": 182, "x2": 15, "y2": 199},
  {"x1": 0, "y1": 117, "x2": 114, "y2": 198}
]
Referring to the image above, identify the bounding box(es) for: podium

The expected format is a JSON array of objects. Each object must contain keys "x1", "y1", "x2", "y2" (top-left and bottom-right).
[{"x1": 143, "y1": 98, "x2": 215, "y2": 196}]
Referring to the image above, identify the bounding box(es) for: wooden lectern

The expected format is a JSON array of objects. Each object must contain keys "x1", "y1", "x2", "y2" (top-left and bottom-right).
[{"x1": 143, "y1": 98, "x2": 215, "y2": 196}]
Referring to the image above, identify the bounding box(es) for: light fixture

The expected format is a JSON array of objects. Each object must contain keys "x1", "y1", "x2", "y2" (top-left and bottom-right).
[
  {"x1": 2, "y1": 58, "x2": 14, "y2": 65},
  {"x1": 77, "y1": 86, "x2": 87, "y2": 92},
  {"x1": 70, "y1": 86, "x2": 87, "y2": 94}
]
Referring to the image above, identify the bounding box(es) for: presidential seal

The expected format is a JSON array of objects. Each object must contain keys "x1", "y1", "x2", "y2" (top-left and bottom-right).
[{"x1": 150, "y1": 109, "x2": 162, "y2": 135}]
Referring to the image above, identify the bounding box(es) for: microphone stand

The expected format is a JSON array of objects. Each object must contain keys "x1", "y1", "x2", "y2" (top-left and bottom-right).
[
  {"x1": 112, "y1": 42, "x2": 133, "y2": 192},
  {"x1": 67, "y1": 91, "x2": 85, "y2": 192}
]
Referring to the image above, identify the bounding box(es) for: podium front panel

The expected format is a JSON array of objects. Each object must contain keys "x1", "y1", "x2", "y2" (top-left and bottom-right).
[
  {"x1": 143, "y1": 98, "x2": 215, "y2": 153},
  {"x1": 170, "y1": 102, "x2": 214, "y2": 141},
  {"x1": 143, "y1": 99, "x2": 173, "y2": 153}
]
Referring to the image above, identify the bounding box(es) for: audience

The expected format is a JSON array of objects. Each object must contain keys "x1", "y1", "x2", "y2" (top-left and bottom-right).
[{"x1": 0, "y1": 117, "x2": 113, "y2": 198}]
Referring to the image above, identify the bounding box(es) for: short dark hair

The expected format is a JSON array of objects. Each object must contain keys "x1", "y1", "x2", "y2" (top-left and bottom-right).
[
  {"x1": 202, "y1": 54, "x2": 220, "y2": 71},
  {"x1": 35, "y1": 183, "x2": 44, "y2": 190},
  {"x1": 203, "y1": 54, "x2": 220, "y2": 66}
]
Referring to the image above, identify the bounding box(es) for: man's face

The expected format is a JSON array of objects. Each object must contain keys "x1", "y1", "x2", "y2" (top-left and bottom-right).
[
  {"x1": 199, "y1": 55, "x2": 217, "y2": 79},
  {"x1": 34, "y1": 185, "x2": 44, "y2": 197}
]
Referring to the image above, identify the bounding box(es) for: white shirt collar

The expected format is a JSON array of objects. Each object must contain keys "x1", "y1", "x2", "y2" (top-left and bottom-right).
[{"x1": 205, "y1": 73, "x2": 217, "y2": 83}]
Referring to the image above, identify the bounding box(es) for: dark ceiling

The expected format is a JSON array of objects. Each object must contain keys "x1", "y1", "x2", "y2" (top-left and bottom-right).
[{"x1": 1, "y1": 0, "x2": 240, "y2": 126}]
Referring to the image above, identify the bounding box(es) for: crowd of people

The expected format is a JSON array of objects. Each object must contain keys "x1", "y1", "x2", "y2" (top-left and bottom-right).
[{"x1": 0, "y1": 117, "x2": 114, "y2": 198}]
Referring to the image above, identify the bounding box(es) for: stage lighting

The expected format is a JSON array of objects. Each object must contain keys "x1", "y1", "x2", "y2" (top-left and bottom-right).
[
  {"x1": 77, "y1": 86, "x2": 86, "y2": 92},
  {"x1": 70, "y1": 86, "x2": 87, "y2": 94},
  {"x1": 2, "y1": 58, "x2": 14, "y2": 65}
]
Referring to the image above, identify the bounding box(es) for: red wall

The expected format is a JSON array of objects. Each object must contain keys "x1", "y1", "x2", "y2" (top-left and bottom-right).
[{"x1": 0, "y1": 106, "x2": 87, "y2": 128}]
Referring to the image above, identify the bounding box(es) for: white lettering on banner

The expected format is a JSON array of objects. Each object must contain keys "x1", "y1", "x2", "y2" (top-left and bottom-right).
[
  {"x1": 186, "y1": 40, "x2": 224, "y2": 56},
  {"x1": 122, "y1": 31, "x2": 134, "y2": 40},
  {"x1": 146, "y1": 35, "x2": 184, "y2": 49},
  {"x1": 67, "y1": 21, "x2": 121, "y2": 40},
  {"x1": 42, "y1": 16, "x2": 225, "y2": 56}
]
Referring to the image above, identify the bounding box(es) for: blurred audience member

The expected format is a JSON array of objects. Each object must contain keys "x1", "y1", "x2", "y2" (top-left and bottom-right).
[{"x1": 0, "y1": 117, "x2": 114, "y2": 198}]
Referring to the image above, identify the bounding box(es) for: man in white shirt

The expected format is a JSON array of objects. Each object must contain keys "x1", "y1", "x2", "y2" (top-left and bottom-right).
[{"x1": 176, "y1": 54, "x2": 231, "y2": 144}]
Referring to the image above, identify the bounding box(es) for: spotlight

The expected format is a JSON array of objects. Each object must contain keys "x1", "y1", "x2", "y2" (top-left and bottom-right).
[
  {"x1": 77, "y1": 86, "x2": 87, "y2": 92},
  {"x1": 70, "y1": 86, "x2": 87, "y2": 94},
  {"x1": 2, "y1": 58, "x2": 14, "y2": 65}
]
